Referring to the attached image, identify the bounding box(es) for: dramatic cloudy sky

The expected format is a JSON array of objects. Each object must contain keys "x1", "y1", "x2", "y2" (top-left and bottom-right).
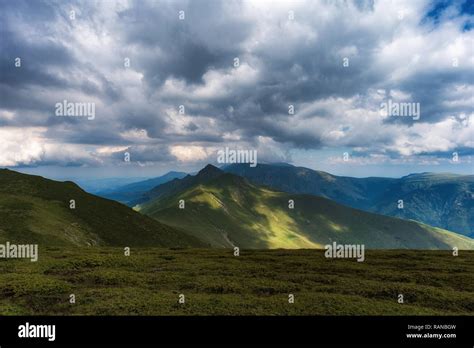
[{"x1": 0, "y1": 0, "x2": 473, "y2": 179}]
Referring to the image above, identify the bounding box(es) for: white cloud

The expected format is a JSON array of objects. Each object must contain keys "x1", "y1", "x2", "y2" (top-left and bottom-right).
[
  {"x1": 0, "y1": 127, "x2": 99, "y2": 166},
  {"x1": 0, "y1": 0, "x2": 472, "y2": 171},
  {"x1": 170, "y1": 145, "x2": 212, "y2": 162},
  {"x1": 0, "y1": 127, "x2": 46, "y2": 166}
]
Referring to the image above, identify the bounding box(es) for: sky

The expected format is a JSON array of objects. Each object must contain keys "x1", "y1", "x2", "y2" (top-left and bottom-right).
[{"x1": 0, "y1": 0, "x2": 473, "y2": 179}]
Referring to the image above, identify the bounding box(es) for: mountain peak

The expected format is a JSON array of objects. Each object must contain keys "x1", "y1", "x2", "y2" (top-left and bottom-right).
[{"x1": 197, "y1": 164, "x2": 223, "y2": 178}]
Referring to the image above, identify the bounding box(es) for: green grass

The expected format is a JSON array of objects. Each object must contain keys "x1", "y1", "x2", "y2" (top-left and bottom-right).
[{"x1": 1, "y1": 248, "x2": 473, "y2": 315}]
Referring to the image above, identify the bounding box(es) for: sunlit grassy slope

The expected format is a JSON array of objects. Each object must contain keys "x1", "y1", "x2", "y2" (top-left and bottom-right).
[
  {"x1": 225, "y1": 163, "x2": 474, "y2": 237},
  {"x1": 1, "y1": 248, "x2": 473, "y2": 315},
  {"x1": 0, "y1": 169, "x2": 204, "y2": 247},
  {"x1": 139, "y1": 168, "x2": 474, "y2": 249}
]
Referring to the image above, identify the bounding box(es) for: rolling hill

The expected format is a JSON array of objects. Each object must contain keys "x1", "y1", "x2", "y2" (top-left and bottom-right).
[
  {"x1": 0, "y1": 169, "x2": 204, "y2": 247},
  {"x1": 224, "y1": 163, "x2": 474, "y2": 237},
  {"x1": 95, "y1": 171, "x2": 187, "y2": 205},
  {"x1": 138, "y1": 165, "x2": 474, "y2": 250}
]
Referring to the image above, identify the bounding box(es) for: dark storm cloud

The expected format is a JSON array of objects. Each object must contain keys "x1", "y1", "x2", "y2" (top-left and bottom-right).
[
  {"x1": 399, "y1": 69, "x2": 473, "y2": 122},
  {"x1": 117, "y1": 0, "x2": 250, "y2": 86},
  {"x1": 44, "y1": 123, "x2": 126, "y2": 145},
  {"x1": 0, "y1": 35, "x2": 74, "y2": 89},
  {"x1": 0, "y1": 0, "x2": 472, "y2": 167},
  {"x1": 0, "y1": 0, "x2": 123, "y2": 121},
  {"x1": 0, "y1": 0, "x2": 74, "y2": 86}
]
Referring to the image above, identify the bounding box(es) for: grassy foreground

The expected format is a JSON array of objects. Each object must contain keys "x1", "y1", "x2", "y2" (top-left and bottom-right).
[{"x1": 0, "y1": 248, "x2": 473, "y2": 315}]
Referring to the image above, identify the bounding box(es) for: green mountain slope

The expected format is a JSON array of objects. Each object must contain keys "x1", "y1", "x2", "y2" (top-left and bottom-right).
[
  {"x1": 0, "y1": 169, "x2": 204, "y2": 247},
  {"x1": 130, "y1": 164, "x2": 223, "y2": 206},
  {"x1": 223, "y1": 163, "x2": 394, "y2": 209},
  {"x1": 224, "y1": 164, "x2": 473, "y2": 237},
  {"x1": 138, "y1": 165, "x2": 474, "y2": 250},
  {"x1": 372, "y1": 173, "x2": 474, "y2": 236}
]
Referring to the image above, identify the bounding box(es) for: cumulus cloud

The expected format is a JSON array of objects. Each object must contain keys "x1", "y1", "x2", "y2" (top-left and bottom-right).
[
  {"x1": 0, "y1": 127, "x2": 100, "y2": 166},
  {"x1": 0, "y1": 0, "x2": 472, "y2": 171}
]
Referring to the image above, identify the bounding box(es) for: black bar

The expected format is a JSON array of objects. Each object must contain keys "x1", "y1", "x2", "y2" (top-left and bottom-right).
[{"x1": 0, "y1": 316, "x2": 472, "y2": 346}]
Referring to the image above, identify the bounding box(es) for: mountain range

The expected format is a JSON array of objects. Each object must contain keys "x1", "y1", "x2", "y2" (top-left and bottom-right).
[
  {"x1": 136, "y1": 165, "x2": 474, "y2": 249},
  {"x1": 1, "y1": 165, "x2": 472, "y2": 250},
  {"x1": 223, "y1": 163, "x2": 473, "y2": 237}
]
